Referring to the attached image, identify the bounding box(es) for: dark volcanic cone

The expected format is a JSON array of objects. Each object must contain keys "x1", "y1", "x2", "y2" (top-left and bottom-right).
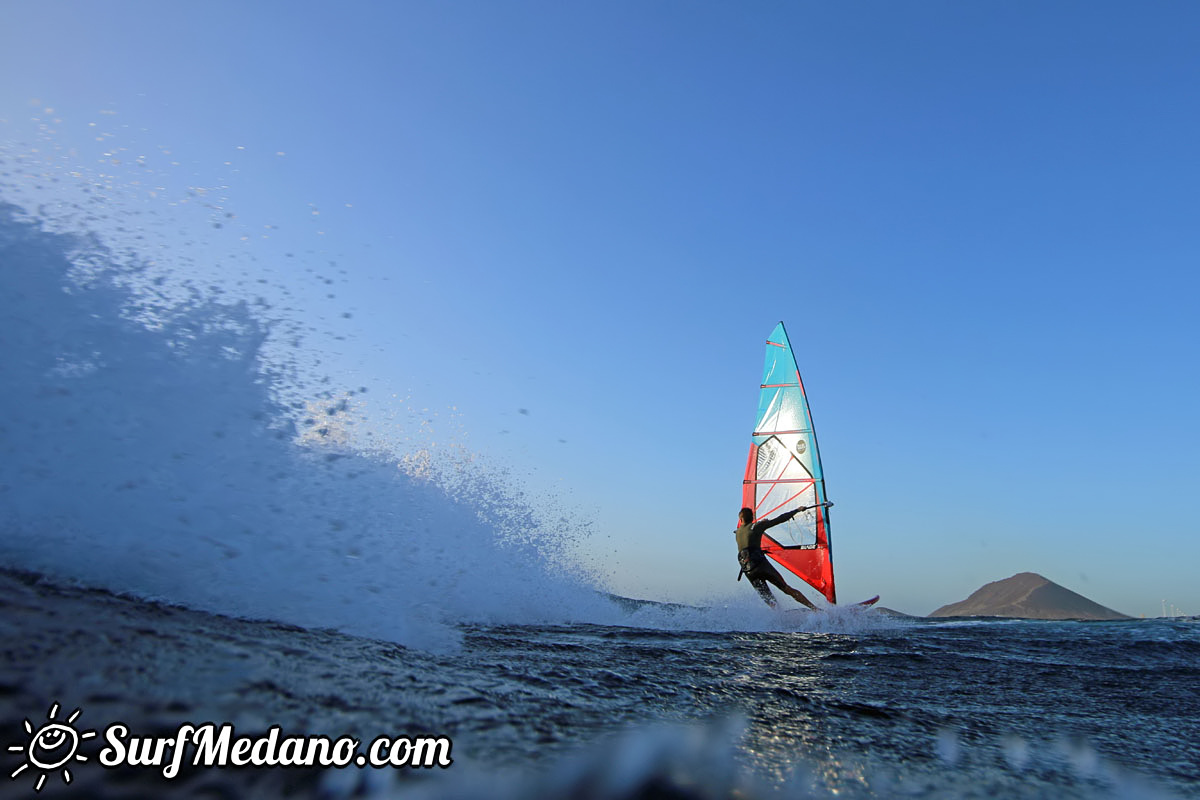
[{"x1": 930, "y1": 572, "x2": 1130, "y2": 620}]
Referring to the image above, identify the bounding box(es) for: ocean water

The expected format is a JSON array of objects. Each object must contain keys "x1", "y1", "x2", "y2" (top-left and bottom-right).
[
  {"x1": 2, "y1": 137, "x2": 1198, "y2": 799},
  {"x1": 3, "y1": 570, "x2": 1197, "y2": 799}
]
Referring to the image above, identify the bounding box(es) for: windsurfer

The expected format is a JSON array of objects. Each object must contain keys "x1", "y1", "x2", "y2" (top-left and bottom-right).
[{"x1": 735, "y1": 507, "x2": 818, "y2": 610}]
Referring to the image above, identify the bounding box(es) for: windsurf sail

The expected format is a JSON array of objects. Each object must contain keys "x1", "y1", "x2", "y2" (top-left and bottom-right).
[{"x1": 742, "y1": 322, "x2": 837, "y2": 604}]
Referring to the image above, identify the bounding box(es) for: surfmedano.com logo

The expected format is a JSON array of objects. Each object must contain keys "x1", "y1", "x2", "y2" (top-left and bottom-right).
[
  {"x1": 7, "y1": 702, "x2": 454, "y2": 793},
  {"x1": 7, "y1": 704, "x2": 96, "y2": 792}
]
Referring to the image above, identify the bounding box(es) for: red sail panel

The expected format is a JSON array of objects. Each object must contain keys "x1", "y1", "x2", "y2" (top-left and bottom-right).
[
  {"x1": 761, "y1": 531, "x2": 836, "y2": 604},
  {"x1": 742, "y1": 443, "x2": 758, "y2": 509}
]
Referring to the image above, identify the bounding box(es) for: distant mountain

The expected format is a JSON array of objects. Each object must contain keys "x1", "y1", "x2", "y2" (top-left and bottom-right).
[
  {"x1": 874, "y1": 606, "x2": 918, "y2": 619},
  {"x1": 930, "y1": 572, "x2": 1130, "y2": 620}
]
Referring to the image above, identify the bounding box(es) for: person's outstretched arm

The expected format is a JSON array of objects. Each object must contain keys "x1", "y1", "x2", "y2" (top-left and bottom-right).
[{"x1": 756, "y1": 506, "x2": 808, "y2": 532}]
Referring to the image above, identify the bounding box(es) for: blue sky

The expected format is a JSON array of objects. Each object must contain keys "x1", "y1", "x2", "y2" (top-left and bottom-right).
[{"x1": 2, "y1": 1, "x2": 1197, "y2": 617}]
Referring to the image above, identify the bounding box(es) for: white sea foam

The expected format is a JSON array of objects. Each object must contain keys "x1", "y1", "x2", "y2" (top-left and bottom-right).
[{"x1": 0, "y1": 128, "x2": 624, "y2": 651}]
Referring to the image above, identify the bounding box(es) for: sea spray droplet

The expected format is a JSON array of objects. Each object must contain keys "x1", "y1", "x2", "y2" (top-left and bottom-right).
[
  {"x1": 935, "y1": 728, "x2": 960, "y2": 765},
  {"x1": 1060, "y1": 738, "x2": 1100, "y2": 778},
  {"x1": 1002, "y1": 734, "x2": 1029, "y2": 770}
]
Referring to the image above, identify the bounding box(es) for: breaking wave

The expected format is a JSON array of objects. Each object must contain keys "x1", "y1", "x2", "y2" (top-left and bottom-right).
[{"x1": 0, "y1": 195, "x2": 635, "y2": 650}]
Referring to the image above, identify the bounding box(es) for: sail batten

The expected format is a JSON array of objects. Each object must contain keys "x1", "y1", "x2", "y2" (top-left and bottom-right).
[{"x1": 741, "y1": 322, "x2": 837, "y2": 604}]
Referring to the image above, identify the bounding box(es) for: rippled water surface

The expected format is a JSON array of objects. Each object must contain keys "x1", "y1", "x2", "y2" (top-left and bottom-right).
[{"x1": 3, "y1": 571, "x2": 1197, "y2": 799}]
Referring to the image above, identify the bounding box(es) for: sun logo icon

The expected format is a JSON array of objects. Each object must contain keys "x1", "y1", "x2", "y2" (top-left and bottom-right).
[{"x1": 7, "y1": 703, "x2": 96, "y2": 793}]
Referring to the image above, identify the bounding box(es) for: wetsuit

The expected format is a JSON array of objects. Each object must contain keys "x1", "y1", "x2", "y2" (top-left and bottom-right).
[{"x1": 735, "y1": 509, "x2": 802, "y2": 606}]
